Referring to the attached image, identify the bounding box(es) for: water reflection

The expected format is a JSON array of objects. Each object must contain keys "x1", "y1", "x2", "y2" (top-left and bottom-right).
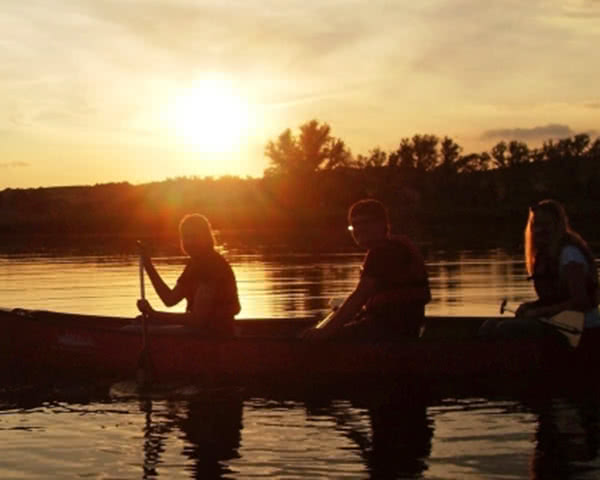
[
  {"x1": 304, "y1": 387, "x2": 433, "y2": 479},
  {"x1": 2, "y1": 381, "x2": 600, "y2": 479},
  {"x1": 178, "y1": 395, "x2": 243, "y2": 478},
  {"x1": 134, "y1": 391, "x2": 243, "y2": 479},
  {"x1": 365, "y1": 399, "x2": 432, "y2": 478},
  {"x1": 3, "y1": 242, "x2": 600, "y2": 479},
  {"x1": 140, "y1": 400, "x2": 162, "y2": 479},
  {"x1": 530, "y1": 397, "x2": 600, "y2": 479}
]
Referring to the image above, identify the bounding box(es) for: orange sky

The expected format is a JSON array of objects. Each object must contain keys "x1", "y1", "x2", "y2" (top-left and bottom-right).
[{"x1": 1, "y1": 0, "x2": 599, "y2": 188}]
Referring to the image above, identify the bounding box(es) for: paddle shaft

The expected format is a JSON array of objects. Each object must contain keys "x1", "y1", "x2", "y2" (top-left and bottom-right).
[
  {"x1": 139, "y1": 254, "x2": 145, "y2": 301},
  {"x1": 137, "y1": 249, "x2": 153, "y2": 386},
  {"x1": 139, "y1": 254, "x2": 148, "y2": 348}
]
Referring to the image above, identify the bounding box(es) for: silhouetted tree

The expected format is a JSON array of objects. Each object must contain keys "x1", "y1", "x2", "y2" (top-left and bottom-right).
[
  {"x1": 490, "y1": 141, "x2": 508, "y2": 169},
  {"x1": 264, "y1": 120, "x2": 350, "y2": 177},
  {"x1": 507, "y1": 140, "x2": 530, "y2": 166},
  {"x1": 566, "y1": 133, "x2": 591, "y2": 159},
  {"x1": 438, "y1": 136, "x2": 462, "y2": 173},
  {"x1": 325, "y1": 138, "x2": 352, "y2": 170},
  {"x1": 367, "y1": 148, "x2": 387, "y2": 168},
  {"x1": 356, "y1": 148, "x2": 388, "y2": 169},
  {"x1": 456, "y1": 152, "x2": 491, "y2": 173},
  {"x1": 412, "y1": 134, "x2": 439, "y2": 172},
  {"x1": 388, "y1": 135, "x2": 439, "y2": 172},
  {"x1": 587, "y1": 137, "x2": 600, "y2": 160},
  {"x1": 4, "y1": 116, "x2": 600, "y2": 240},
  {"x1": 388, "y1": 138, "x2": 414, "y2": 170},
  {"x1": 264, "y1": 128, "x2": 299, "y2": 176}
]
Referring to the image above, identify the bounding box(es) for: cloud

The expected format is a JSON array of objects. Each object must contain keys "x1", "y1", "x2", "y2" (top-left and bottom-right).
[
  {"x1": 559, "y1": 0, "x2": 600, "y2": 18},
  {"x1": 80, "y1": 0, "x2": 379, "y2": 72},
  {"x1": 2, "y1": 0, "x2": 600, "y2": 173},
  {"x1": 405, "y1": 0, "x2": 600, "y2": 106},
  {"x1": 1, "y1": 0, "x2": 388, "y2": 135},
  {"x1": 481, "y1": 124, "x2": 574, "y2": 141},
  {"x1": 481, "y1": 124, "x2": 600, "y2": 142},
  {"x1": 0, "y1": 161, "x2": 30, "y2": 168}
]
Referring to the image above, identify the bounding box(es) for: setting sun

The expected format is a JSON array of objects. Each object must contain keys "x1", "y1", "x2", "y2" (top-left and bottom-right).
[{"x1": 166, "y1": 76, "x2": 251, "y2": 154}]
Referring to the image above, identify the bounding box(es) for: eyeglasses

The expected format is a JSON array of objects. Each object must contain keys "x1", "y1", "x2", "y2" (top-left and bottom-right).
[{"x1": 347, "y1": 217, "x2": 381, "y2": 231}]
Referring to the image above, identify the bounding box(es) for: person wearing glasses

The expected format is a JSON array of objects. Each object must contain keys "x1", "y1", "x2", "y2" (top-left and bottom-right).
[{"x1": 302, "y1": 198, "x2": 430, "y2": 341}]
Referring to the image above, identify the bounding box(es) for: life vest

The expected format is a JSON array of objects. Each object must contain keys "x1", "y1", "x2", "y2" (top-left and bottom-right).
[
  {"x1": 365, "y1": 236, "x2": 431, "y2": 311},
  {"x1": 532, "y1": 241, "x2": 599, "y2": 309}
]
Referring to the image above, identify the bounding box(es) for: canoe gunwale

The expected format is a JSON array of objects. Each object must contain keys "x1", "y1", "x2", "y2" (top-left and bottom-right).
[
  {"x1": 2, "y1": 307, "x2": 496, "y2": 342},
  {"x1": 2, "y1": 307, "x2": 591, "y2": 384}
]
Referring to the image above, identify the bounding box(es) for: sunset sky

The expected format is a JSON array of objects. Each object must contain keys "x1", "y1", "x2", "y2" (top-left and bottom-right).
[{"x1": 2, "y1": 0, "x2": 599, "y2": 189}]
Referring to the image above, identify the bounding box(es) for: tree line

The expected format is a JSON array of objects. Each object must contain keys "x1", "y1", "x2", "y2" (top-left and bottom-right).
[
  {"x1": 2, "y1": 119, "x2": 599, "y2": 245},
  {"x1": 266, "y1": 119, "x2": 600, "y2": 174}
]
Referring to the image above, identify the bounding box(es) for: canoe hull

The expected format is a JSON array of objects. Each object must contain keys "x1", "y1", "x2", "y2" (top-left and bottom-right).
[{"x1": 0, "y1": 308, "x2": 591, "y2": 385}]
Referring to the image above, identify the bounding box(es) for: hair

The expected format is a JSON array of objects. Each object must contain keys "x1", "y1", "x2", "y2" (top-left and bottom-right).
[
  {"x1": 348, "y1": 198, "x2": 389, "y2": 225},
  {"x1": 525, "y1": 199, "x2": 593, "y2": 276},
  {"x1": 178, "y1": 214, "x2": 215, "y2": 255}
]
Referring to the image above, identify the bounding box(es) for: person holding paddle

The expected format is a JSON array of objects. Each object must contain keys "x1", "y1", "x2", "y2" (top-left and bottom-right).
[
  {"x1": 303, "y1": 198, "x2": 431, "y2": 341},
  {"x1": 136, "y1": 213, "x2": 240, "y2": 337},
  {"x1": 482, "y1": 199, "x2": 599, "y2": 342}
]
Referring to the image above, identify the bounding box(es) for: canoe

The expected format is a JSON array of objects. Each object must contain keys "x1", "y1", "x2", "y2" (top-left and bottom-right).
[{"x1": 1, "y1": 307, "x2": 597, "y2": 385}]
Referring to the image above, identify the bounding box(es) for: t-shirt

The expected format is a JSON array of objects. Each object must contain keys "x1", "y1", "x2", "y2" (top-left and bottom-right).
[
  {"x1": 176, "y1": 250, "x2": 241, "y2": 335},
  {"x1": 361, "y1": 235, "x2": 430, "y2": 301},
  {"x1": 560, "y1": 245, "x2": 589, "y2": 271},
  {"x1": 359, "y1": 236, "x2": 430, "y2": 336},
  {"x1": 559, "y1": 245, "x2": 600, "y2": 328}
]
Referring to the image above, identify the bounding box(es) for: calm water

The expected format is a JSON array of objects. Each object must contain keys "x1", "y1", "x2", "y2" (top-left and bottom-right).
[{"x1": 1, "y1": 240, "x2": 599, "y2": 479}]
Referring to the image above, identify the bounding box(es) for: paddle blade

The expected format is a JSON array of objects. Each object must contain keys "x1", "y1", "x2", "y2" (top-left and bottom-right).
[
  {"x1": 539, "y1": 311, "x2": 584, "y2": 348},
  {"x1": 136, "y1": 349, "x2": 155, "y2": 388}
]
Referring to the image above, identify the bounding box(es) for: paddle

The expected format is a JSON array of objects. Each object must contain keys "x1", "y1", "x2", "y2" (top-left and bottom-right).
[
  {"x1": 499, "y1": 298, "x2": 584, "y2": 348},
  {"x1": 136, "y1": 243, "x2": 155, "y2": 387}
]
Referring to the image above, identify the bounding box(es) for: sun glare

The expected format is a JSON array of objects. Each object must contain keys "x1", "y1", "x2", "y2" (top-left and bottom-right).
[{"x1": 166, "y1": 77, "x2": 251, "y2": 154}]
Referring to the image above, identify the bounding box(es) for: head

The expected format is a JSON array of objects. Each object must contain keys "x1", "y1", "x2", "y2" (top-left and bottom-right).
[
  {"x1": 347, "y1": 199, "x2": 390, "y2": 249},
  {"x1": 178, "y1": 214, "x2": 215, "y2": 257},
  {"x1": 524, "y1": 199, "x2": 569, "y2": 274}
]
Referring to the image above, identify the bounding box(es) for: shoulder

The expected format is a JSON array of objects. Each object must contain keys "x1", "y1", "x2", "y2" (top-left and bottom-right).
[
  {"x1": 387, "y1": 235, "x2": 425, "y2": 262},
  {"x1": 363, "y1": 237, "x2": 420, "y2": 274},
  {"x1": 368, "y1": 236, "x2": 421, "y2": 259},
  {"x1": 178, "y1": 251, "x2": 235, "y2": 280},
  {"x1": 176, "y1": 257, "x2": 198, "y2": 285},
  {"x1": 389, "y1": 235, "x2": 420, "y2": 252},
  {"x1": 208, "y1": 250, "x2": 236, "y2": 276},
  {"x1": 559, "y1": 244, "x2": 588, "y2": 267}
]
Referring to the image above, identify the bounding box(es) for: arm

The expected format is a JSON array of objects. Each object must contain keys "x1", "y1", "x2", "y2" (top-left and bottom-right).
[
  {"x1": 140, "y1": 247, "x2": 186, "y2": 307},
  {"x1": 137, "y1": 298, "x2": 194, "y2": 325},
  {"x1": 137, "y1": 284, "x2": 216, "y2": 326},
  {"x1": 307, "y1": 276, "x2": 377, "y2": 339}
]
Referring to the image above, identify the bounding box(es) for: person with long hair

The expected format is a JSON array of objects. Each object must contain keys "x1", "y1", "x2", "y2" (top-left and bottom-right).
[
  {"x1": 480, "y1": 199, "x2": 599, "y2": 339},
  {"x1": 516, "y1": 199, "x2": 599, "y2": 326},
  {"x1": 136, "y1": 214, "x2": 240, "y2": 337}
]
